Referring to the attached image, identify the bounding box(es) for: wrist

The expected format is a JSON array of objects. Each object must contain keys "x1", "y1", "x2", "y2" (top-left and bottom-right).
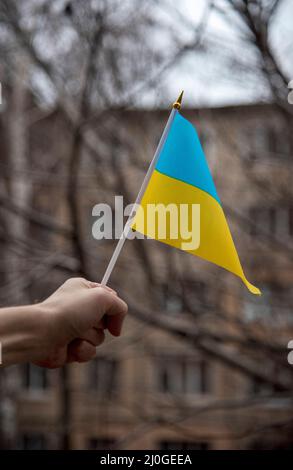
[
  {"x1": 0, "y1": 303, "x2": 50, "y2": 366},
  {"x1": 30, "y1": 302, "x2": 53, "y2": 359}
]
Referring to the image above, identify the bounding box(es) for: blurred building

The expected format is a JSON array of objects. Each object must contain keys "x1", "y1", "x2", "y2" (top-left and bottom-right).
[{"x1": 0, "y1": 103, "x2": 293, "y2": 450}]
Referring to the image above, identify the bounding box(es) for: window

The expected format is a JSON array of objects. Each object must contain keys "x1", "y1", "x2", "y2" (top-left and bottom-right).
[
  {"x1": 266, "y1": 127, "x2": 291, "y2": 157},
  {"x1": 248, "y1": 361, "x2": 290, "y2": 397},
  {"x1": 160, "y1": 440, "x2": 209, "y2": 450},
  {"x1": 22, "y1": 364, "x2": 48, "y2": 391},
  {"x1": 243, "y1": 284, "x2": 293, "y2": 325},
  {"x1": 161, "y1": 280, "x2": 208, "y2": 314},
  {"x1": 249, "y1": 206, "x2": 293, "y2": 239},
  {"x1": 19, "y1": 433, "x2": 46, "y2": 450},
  {"x1": 183, "y1": 279, "x2": 208, "y2": 308},
  {"x1": 161, "y1": 284, "x2": 183, "y2": 314},
  {"x1": 89, "y1": 438, "x2": 115, "y2": 450},
  {"x1": 245, "y1": 125, "x2": 291, "y2": 161},
  {"x1": 250, "y1": 378, "x2": 276, "y2": 396},
  {"x1": 156, "y1": 357, "x2": 209, "y2": 395},
  {"x1": 89, "y1": 357, "x2": 118, "y2": 396},
  {"x1": 243, "y1": 286, "x2": 272, "y2": 322}
]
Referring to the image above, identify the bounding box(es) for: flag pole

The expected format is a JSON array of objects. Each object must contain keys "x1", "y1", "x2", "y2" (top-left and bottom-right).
[{"x1": 101, "y1": 91, "x2": 184, "y2": 286}]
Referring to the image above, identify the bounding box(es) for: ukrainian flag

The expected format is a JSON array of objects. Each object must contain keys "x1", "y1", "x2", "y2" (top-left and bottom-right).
[{"x1": 132, "y1": 111, "x2": 260, "y2": 295}]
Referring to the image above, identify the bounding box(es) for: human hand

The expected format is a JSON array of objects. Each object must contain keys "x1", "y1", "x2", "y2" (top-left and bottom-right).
[{"x1": 34, "y1": 277, "x2": 128, "y2": 368}]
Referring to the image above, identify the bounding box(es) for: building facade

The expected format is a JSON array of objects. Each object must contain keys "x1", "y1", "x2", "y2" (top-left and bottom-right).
[{"x1": 0, "y1": 103, "x2": 293, "y2": 450}]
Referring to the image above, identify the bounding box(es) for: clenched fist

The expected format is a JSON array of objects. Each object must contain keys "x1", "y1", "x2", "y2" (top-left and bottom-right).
[{"x1": 0, "y1": 278, "x2": 128, "y2": 368}]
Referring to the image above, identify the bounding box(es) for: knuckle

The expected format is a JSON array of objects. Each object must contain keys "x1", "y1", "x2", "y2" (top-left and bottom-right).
[
  {"x1": 75, "y1": 277, "x2": 88, "y2": 284},
  {"x1": 120, "y1": 301, "x2": 128, "y2": 315},
  {"x1": 97, "y1": 288, "x2": 109, "y2": 303},
  {"x1": 63, "y1": 277, "x2": 90, "y2": 289}
]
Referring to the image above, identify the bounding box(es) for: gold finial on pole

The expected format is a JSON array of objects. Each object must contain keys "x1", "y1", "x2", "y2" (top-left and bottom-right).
[{"x1": 173, "y1": 90, "x2": 184, "y2": 110}]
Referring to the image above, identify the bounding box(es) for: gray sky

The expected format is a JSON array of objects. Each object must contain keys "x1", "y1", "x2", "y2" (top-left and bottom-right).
[
  {"x1": 150, "y1": 0, "x2": 293, "y2": 107},
  {"x1": 15, "y1": 0, "x2": 293, "y2": 109}
]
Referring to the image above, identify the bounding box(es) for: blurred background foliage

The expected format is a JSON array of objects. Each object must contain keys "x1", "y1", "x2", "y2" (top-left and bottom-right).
[{"x1": 0, "y1": 0, "x2": 293, "y2": 450}]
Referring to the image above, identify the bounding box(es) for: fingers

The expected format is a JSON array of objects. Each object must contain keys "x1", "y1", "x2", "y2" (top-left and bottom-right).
[
  {"x1": 88, "y1": 281, "x2": 117, "y2": 296},
  {"x1": 92, "y1": 288, "x2": 128, "y2": 337},
  {"x1": 96, "y1": 288, "x2": 128, "y2": 317},
  {"x1": 67, "y1": 326, "x2": 105, "y2": 363},
  {"x1": 49, "y1": 277, "x2": 128, "y2": 342},
  {"x1": 97, "y1": 318, "x2": 107, "y2": 329},
  {"x1": 36, "y1": 330, "x2": 105, "y2": 368},
  {"x1": 63, "y1": 277, "x2": 117, "y2": 296},
  {"x1": 67, "y1": 339, "x2": 98, "y2": 363},
  {"x1": 34, "y1": 346, "x2": 67, "y2": 369},
  {"x1": 68, "y1": 328, "x2": 105, "y2": 363},
  {"x1": 79, "y1": 327, "x2": 105, "y2": 347},
  {"x1": 88, "y1": 283, "x2": 124, "y2": 335},
  {"x1": 105, "y1": 313, "x2": 124, "y2": 337}
]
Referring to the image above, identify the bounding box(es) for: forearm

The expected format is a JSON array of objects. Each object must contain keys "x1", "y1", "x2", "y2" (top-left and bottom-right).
[
  {"x1": 0, "y1": 278, "x2": 127, "y2": 368},
  {"x1": 0, "y1": 303, "x2": 47, "y2": 366}
]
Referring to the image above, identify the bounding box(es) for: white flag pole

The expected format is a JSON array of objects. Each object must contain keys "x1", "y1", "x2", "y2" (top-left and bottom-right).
[{"x1": 101, "y1": 91, "x2": 184, "y2": 286}]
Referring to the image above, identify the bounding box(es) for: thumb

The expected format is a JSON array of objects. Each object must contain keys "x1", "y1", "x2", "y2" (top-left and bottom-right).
[{"x1": 88, "y1": 287, "x2": 128, "y2": 328}]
